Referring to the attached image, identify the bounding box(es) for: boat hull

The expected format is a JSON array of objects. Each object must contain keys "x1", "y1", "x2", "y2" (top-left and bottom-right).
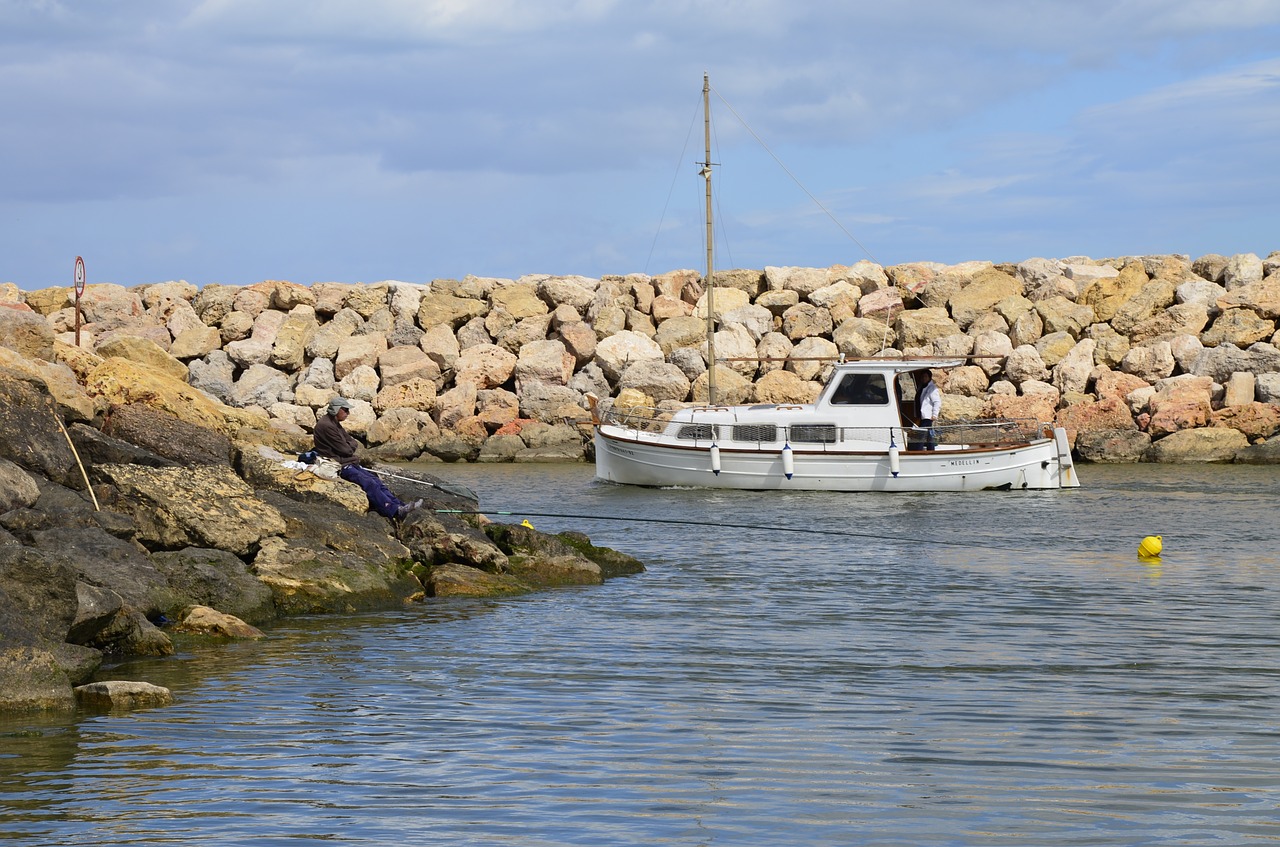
[{"x1": 594, "y1": 426, "x2": 1079, "y2": 491}]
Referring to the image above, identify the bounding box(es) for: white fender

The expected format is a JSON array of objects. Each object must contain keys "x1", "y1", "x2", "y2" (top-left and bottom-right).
[
  {"x1": 710, "y1": 443, "x2": 721, "y2": 475},
  {"x1": 781, "y1": 442, "x2": 794, "y2": 480},
  {"x1": 1052, "y1": 426, "x2": 1080, "y2": 488},
  {"x1": 889, "y1": 443, "x2": 900, "y2": 477}
]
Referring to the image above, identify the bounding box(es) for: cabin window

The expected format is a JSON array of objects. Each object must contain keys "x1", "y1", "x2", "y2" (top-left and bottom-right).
[
  {"x1": 677, "y1": 424, "x2": 717, "y2": 440},
  {"x1": 790, "y1": 424, "x2": 838, "y2": 443},
  {"x1": 830, "y1": 373, "x2": 889, "y2": 405},
  {"x1": 732, "y1": 424, "x2": 777, "y2": 443}
]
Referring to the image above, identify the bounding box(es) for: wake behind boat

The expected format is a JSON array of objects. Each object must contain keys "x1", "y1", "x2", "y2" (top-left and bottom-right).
[{"x1": 592, "y1": 356, "x2": 1080, "y2": 492}]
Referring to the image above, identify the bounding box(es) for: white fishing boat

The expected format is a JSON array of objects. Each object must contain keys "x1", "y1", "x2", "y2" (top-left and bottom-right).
[
  {"x1": 592, "y1": 356, "x2": 1080, "y2": 491},
  {"x1": 591, "y1": 76, "x2": 1079, "y2": 492}
]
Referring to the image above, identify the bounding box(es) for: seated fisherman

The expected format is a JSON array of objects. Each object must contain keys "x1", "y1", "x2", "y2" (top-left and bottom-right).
[{"x1": 313, "y1": 397, "x2": 421, "y2": 520}]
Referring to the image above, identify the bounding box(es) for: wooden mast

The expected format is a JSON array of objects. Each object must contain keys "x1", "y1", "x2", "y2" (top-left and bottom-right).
[{"x1": 702, "y1": 73, "x2": 716, "y2": 405}]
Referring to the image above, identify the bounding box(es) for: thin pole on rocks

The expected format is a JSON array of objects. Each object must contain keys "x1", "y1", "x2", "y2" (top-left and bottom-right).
[{"x1": 54, "y1": 413, "x2": 100, "y2": 511}]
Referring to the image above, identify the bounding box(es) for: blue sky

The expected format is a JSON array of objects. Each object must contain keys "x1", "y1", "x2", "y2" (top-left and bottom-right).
[{"x1": 2, "y1": 0, "x2": 1278, "y2": 290}]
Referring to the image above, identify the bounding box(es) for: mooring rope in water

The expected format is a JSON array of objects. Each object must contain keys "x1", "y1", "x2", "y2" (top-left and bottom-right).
[{"x1": 435, "y1": 509, "x2": 1051, "y2": 554}]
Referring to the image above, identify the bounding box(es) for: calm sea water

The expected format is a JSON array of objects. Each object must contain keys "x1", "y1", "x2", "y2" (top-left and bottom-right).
[{"x1": 2, "y1": 463, "x2": 1279, "y2": 846}]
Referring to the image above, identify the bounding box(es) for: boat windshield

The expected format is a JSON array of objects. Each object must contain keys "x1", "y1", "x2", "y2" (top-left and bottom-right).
[{"x1": 830, "y1": 373, "x2": 890, "y2": 405}]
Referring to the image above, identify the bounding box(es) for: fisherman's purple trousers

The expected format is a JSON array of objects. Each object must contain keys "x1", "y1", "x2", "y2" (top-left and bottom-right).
[{"x1": 339, "y1": 464, "x2": 403, "y2": 518}]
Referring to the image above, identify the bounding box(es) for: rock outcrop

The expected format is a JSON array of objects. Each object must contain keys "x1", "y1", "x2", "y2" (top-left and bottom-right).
[{"x1": 0, "y1": 347, "x2": 644, "y2": 712}]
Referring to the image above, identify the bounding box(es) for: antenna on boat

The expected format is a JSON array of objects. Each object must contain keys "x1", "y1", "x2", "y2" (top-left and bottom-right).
[{"x1": 702, "y1": 72, "x2": 717, "y2": 406}]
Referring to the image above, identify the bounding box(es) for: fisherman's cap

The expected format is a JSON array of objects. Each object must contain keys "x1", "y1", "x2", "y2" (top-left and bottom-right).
[{"x1": 327, "y1": 397, "x2": 352, "y2": 413}]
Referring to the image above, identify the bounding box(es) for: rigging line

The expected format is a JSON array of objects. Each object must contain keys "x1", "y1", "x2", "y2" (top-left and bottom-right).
[
  {"x1": 708, "y1": 108, "x2": 735, "y2": 272},
  {"x1": 708, "y1": 82, "x2": 880, "y2": 266},
  {"x1": 437, "y1": 509, "x2": 1057, "y2": 555},
  {"x1": 645, "y1": 91, "x2": 705, "y2": 276}
]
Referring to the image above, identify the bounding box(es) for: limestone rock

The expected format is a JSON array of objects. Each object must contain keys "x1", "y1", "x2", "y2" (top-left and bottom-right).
[
  {"x1": 765, "y1": 266, "x2": 829, "y2": 298},
  {"x1": 1201, "y1": 309, "x2": 1275, "y2": 347},
  {"x1": 1078, "y1": 261, "x2": 1146, "y2": 322},
  {"x1": 0, "y1": 371, "x2": 82, "y2": 488},
  {"x1": 752, "y1": 369, "x2": 821, "y2": 404},
  {"x1": 515, "y1": 339, "x2": 574, "y2": 387},
  {"x1": 1111, "y1": 280, "x2": 1176, "y2": 335},
  {"x1": 1235, "y1": 434, "x2": 1280, "y2": 464},
  {"x1": 1036, "y1": 296, "x2": 1096, "y2": 338},
  {"x1": 1074, "y1": 428, "x2": 1152, "y2": 463},
  {"x1": 617, "y1": 361, "x2": 691, "y2": 403},
  {"x1": 169, "y1": 324, "x2": 222, "y2": 360},
  {"x1": 418, "y1": 291, "x2": 488, "y2": 330},
  {"x1": 594, "y1": 330, "x2": 663, "y2": 383},
  {"x1": 421, "y1": 562, "x2": 529, "y2": 598},
  {"x1": 102, "y1": 403, "x2": 233, "y2": 466},
  {"x1": 87, "y1": 356, "x2": 261, "y2": 435},
  {"x1": 334, "y1": 333, "x2": 388, "y2": 380},
  {"x1": 228, "y1": 362, "x2": 293, "y2": 409},
  {"x1": 781, "y1": 303, "x2": 835, "y2": 341},
  {"x1": 1210, "y1": 402, "x2": 1280, "y2": 441},
  {"x1": 172, "y1": 605, "x2": 265, "y2": 638},
  {"x1": 0, "y1": 346, "x2": 99, "y2": 422},
  {"x1": 94, "y1": 463, "x2": 286, "y2": 556},
  {"x1": 1216, "y1": 276, "x2": 1280, "y2": 320},
  {"x1": 75, "y1": 680, "x2": 173, "y2": 710},
  {"x1": 455, "y1": 343, "x2": 518, "y2": 389},
  {"x1": 95, "y1": 336, "x2": 187, "y2": 381},
  {"x1": 781, "y1": 337, "x2": 834, "y2": 382},
  {"x1": 1003, "y1": 344, "x2": 1049, "y2": 384},
  {"x1": 1119, "y1": 341, "x2": 1175, "y2": 382},
  {"x1": 894, "y1": 307, "x2": 959, "y2": 348},
  {"x1": 1145, "y1": 427, "x2": 1248, "y2": 462},
  {"x1": 692, "y1": 364, "x2": 752, "y2": 404},
  {"x1": 374, "y1": 377, "x2": 438, "y2": 414},
  {"x1": 0, "y1": 305, "x2": 56, "y2": 360},
  {"x1": 948, "y1": 268, "x2": 1023, "y2": 329},
  {"x1": 856, "y1": 288, "x2": 904, "y2": 322},
  {"x1": 1223, "y1": 252, "x2": 1264, "y2": 290}
]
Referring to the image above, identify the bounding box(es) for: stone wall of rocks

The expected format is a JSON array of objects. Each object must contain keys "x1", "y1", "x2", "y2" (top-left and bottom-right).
[{"x1": 4, "y1": 249, "x2": 1280, "y2": 463}]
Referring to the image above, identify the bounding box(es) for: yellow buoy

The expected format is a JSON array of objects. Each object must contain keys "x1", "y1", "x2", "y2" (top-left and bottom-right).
[
  {"x1": 521, "y1": 519, "x2": 535, "y2": 529},
  {"x1": 1138, "y1": 535, "x2": 1163, "y2": 559}
]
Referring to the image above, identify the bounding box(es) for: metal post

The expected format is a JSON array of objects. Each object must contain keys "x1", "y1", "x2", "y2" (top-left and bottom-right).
[
  {"x1": 702, "y1": 73, "x2": 716, "y2": 405},
  {"x1": 73, "y1": 256, "x2": 86, "y2": 347}
]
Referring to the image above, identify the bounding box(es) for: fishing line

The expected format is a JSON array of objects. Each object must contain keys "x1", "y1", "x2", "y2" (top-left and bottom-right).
[{"x1": 436, "y1": 509, "x2": 1054, "y2": 554}]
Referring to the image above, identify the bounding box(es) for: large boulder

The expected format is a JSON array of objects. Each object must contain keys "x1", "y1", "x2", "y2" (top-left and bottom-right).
[
  {"x1": 0, "y1": 371, "x2": 81, "y2": 488},
  {"x1": 1144, "y1": 428, "x2": 1249, "y2": 462},
  {"x1": 28, "y1": 524, "x2": 177, "y2": 616},
  {"x1": 594, "y1": 330, "x2": 663, "y2": 383},
  {"x1": 93, "y1": 464, "x2": 286, "y2": 556},
  {"x1": 250, "y1": 490, "x2": 420, "y2": 614},
  {"x1": 948, "y1": 268, "x2": 1023, "y2": 329},
  {"x1": 1074, "y1": 429, "x2": 1152, "y2": 463},
  {"x1": 84, "y1": 357, "x2": 263, "y2": 436},
  {"x1": 150, "y1": 547, "x2": 276, "y2": 624},
  {"x1": 101, "y1": 403, "x2": 233, "y2": 466},
  {"x1": 617, "y1": 361, "x2": 691, "y2": 403},
  {"x1": 0, "y1": 304, "x2": 56, "y2": 360}
]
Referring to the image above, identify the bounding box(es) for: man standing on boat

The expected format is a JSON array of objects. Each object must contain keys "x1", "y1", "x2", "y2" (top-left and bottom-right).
[{"x1": 915, "y1": 370, "x2": 941, "y2": 450}]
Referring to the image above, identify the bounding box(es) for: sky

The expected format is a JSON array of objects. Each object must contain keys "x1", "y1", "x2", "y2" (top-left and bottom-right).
[{"x1": 2, "y1": 0, "x2": 1279, "y2": 291}]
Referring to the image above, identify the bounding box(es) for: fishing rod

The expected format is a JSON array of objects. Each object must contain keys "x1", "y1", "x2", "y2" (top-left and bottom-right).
[
  {"x1": 435, "y1": 509, "x2": 1053, "y2": 554},
  {"x1": 365, "y1": 467, "x2": 479, "y2": 501}
]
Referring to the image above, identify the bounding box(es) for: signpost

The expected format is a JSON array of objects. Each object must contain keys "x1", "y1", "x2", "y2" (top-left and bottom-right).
[{"x1": 74, "y1": 256, "x2": 86, "y2": 347}]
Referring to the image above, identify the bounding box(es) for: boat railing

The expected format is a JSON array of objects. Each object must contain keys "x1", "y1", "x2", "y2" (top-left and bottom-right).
[{"x1": 600, "y1": 402, "x2": 1050, "y2": 449}]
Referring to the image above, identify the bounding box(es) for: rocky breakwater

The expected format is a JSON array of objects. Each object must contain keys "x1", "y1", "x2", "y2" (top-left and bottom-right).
[
  {"x1": 0, "y1": 309, "x2": 644, "y2": 713},
  {"x1": 6, "y1": 251, "x2": 1280, "y2": 468}
]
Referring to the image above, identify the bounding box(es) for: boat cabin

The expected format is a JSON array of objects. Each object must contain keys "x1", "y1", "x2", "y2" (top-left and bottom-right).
[{"x1": 661, "y1": 357, "x2": 965, "y2": 452}]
